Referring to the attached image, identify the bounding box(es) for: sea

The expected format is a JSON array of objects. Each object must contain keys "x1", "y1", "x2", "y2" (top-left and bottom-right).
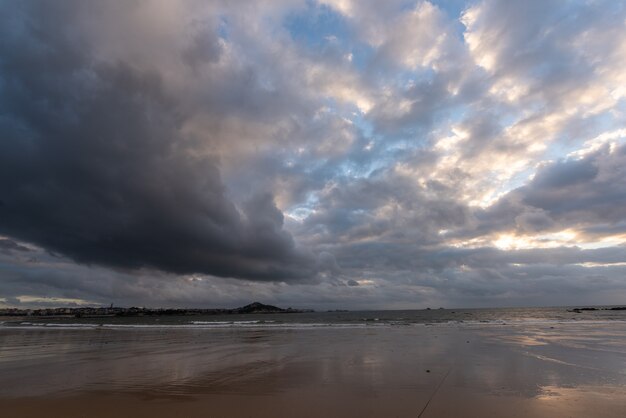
[{"x1": 2, "y1": 306, "x2": 626, "y2": 330}]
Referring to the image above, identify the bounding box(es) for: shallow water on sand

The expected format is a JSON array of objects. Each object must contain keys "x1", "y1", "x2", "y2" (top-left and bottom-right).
[{"x1": 1, "y1": 318, "x2": 625, "y2": 417}]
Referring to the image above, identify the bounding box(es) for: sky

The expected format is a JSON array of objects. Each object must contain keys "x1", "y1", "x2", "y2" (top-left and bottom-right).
[{"x1": 1, "y1": 0, "x2": 626, "y2": 310}]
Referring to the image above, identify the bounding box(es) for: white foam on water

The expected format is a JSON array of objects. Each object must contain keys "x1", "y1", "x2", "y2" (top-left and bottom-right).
[{"x1": 2, "y1": 318, "x2": 626, "y2": 330}]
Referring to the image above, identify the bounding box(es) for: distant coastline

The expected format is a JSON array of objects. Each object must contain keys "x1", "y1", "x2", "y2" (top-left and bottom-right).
[
  {"x1": 3, "y1": 303, "x2": 625, "y2": 319},
  {"x1": 0, "y1": 302, "x2": 314, "y2": 318}
]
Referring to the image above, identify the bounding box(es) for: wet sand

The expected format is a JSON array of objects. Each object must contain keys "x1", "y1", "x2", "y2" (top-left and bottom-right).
[{"x1": 1, "y1": 322, "x2": 625, "y2": 417}]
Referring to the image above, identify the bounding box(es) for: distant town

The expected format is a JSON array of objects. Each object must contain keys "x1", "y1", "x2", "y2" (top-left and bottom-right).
[{"x1": 0, "y1": 302, "x2": 314, "y2": 317}]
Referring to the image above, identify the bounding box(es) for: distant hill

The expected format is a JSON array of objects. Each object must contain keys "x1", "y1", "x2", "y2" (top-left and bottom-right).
[
  {"x1": 235, "y1": 302, "x2": 285, "y2": 314},
  {"x1": 234, "y1": 302, "x2": 315, "y2": 314}
]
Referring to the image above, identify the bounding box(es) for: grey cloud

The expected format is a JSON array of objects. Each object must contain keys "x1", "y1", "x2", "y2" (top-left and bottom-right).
[
  {"x1": 367, "y1": 74, "x2": 454, "y2": 138},
  {"x1": 4, "y1": 236, "x2": 626, "y2": 310},
  {"x1": 296, "y1": 165, "x2": 471, "y2": 250},
  {"x1": 330, "y1": 239, "x2": 626, "y2": 275},
  {"x1": 523, "y1": 147, "x2": 626, "y2": 225},
  {"x1": 478, "y1": 143, "x2": 626, "y2": 236},
  {"x1": 182, "y1": 20, "x2": 224, "y2": 68},
  {"x1": 514, "y1": 210, "x2": 554, "y2": 233},
  {"x1": 532, "y1": 158, "x2": 599, "y2": 190},
  {"x1": 456, "y1": 111, "x2": 508, "y2": 159},
  {"x1": 0, "y1": 239, "x2": 32, "y2": 255}
]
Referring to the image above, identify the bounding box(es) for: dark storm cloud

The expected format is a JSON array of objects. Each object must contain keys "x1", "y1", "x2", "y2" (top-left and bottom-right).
[{"x1": 0, "y1": 2, "x2": 315, "y2": 282}]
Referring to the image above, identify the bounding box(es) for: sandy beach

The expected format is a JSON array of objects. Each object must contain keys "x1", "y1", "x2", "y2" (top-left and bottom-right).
[{"x1": 1, "y1": 320, "x2": 625, "y2": 417}]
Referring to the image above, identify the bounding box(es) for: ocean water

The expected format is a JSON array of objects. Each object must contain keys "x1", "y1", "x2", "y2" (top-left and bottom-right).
[{"x1": 2, "y1": 306, "x2": 626, "y2": 329}]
